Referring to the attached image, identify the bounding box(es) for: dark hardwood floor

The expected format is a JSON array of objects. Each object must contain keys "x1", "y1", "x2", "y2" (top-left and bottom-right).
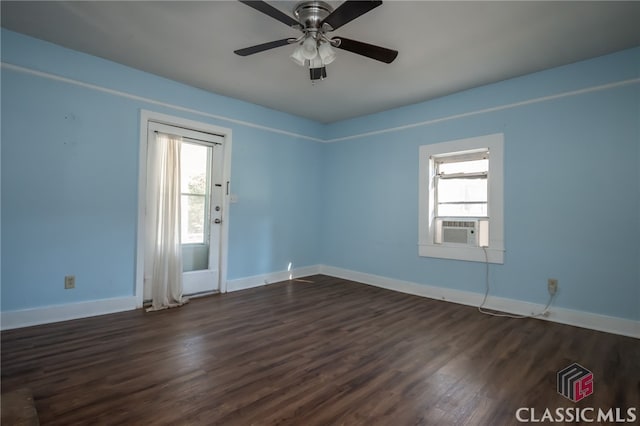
[{"x1": 2, "y1": 275, "x2": 638, "y2": 425}]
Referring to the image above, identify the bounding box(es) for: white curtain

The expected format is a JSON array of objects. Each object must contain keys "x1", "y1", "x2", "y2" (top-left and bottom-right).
[{"x1": 145, "y1": 132, "x2": 187, "y2": 311}]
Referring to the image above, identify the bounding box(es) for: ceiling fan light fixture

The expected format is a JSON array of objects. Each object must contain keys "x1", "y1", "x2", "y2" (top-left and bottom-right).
[
  {"x1": 318, "y1": 41, "x2": 336, "y2": 65},
  {"x1": 235, "y1": 0, "x2": 399, "y2": 82},
  {"x1": 290, "y1": 45, "x2": 306, "y2": 66},
  {"x1": 301, "y1": 35, "x2": 318, "y2": 60}
]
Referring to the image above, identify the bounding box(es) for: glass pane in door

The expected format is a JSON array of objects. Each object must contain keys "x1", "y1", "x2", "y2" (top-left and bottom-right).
[{"x1": 180, "y1": 142, "x2": 211, "y2": 272}]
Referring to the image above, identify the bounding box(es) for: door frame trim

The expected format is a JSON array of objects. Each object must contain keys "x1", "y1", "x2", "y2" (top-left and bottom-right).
[{"x1": 135, "y1": 110, "x2": 233, "y2": 308}]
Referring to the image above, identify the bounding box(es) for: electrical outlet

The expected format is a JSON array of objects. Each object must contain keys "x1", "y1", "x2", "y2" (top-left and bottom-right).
[
  {"x1": 64, "y1": 275, "x2": 76, "y2": 289},
  {"x1": 547, "y1": 278, "x2": 558, "y2": 296}
]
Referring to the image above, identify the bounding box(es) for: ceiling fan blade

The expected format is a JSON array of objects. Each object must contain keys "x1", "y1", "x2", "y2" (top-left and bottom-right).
[
  {"x1": 332, "y1": 37, "x2": 398, "y2": 64},
  {"x1": 234, "y1": 38, "x2": 292, "y2": 56},
  {"x1": 321, "y1": 0, "x2": 382, "y2": 31},
  {"x1": 238, "y1": 1, "x2": 299, "y2": 28}
]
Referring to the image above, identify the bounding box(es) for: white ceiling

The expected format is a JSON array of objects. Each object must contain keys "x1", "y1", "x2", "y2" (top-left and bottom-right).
[{"x1": 2, "y1": 1, "x2": 639, "y2": 123}]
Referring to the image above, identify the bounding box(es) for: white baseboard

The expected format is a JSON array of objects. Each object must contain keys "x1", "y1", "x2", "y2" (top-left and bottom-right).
[
  {"x1": 319, "y1": 265, "x2": 640, "y2": 339},
  {"x1": 1, "y1": 296, "x2": 138, "y2": 331},
  {"x1": 226, "y1": 264, "x2": 321, "y2": 292},
  {"x1": 0, "y1": 266, "x2": 323, "y2": 330},
  {"x1": 4, "y1": 265, "x2": 636, "y2": 339}
]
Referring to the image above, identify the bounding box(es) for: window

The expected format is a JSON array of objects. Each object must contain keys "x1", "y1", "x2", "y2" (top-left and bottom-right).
[
  {"x1": 418, "y1": 134, "x2": 504, "y2": 263},
  {"x1": 180, "y1": 142, "x2": 212, "y2": 244},
  {"x1": 434, "y1": 151, "x2": 488, "y2": 217}
]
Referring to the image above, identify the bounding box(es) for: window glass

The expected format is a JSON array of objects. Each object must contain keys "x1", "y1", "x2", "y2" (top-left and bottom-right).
[
  {"x1": 181, "y1": 143, "x2": 208, "y2": 194},
  {"x1": 180, "y1": 143, "x2": 210, "y2": 244},
  {"x1": 437, "y1": 202, "x2": 487, "y2": 217},
  {"x1": 436, "y1": 157, "x2": 488, "y2": 217},
  {"x1": 438, "y1": 159, "x2": 488, "y2": 175},
  {"x1": 437, "y1": 177, "x2": 488, "y2": 203}
]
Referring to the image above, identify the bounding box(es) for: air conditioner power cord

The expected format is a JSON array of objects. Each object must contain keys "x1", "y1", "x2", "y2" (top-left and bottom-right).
[{"x1": 477, "y1": 247, "x2": 555, "y2": 318}]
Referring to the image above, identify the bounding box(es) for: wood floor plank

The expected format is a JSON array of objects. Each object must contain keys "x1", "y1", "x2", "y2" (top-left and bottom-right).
[
  {"x1": 1, "y1": 387, "x2": 40, "y2": 425},
  {"x1": 2, "y1": 275, "x2": 638, "y2": 425}
]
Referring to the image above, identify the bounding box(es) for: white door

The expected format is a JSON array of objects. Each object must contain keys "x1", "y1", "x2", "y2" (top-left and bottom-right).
[{"x1": 144, "y1": 122, "x2": 224, "y2": 300}]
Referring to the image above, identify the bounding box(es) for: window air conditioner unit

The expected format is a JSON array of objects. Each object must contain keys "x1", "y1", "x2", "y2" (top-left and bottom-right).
[{"x1": 435, "y1": 219, "x2": 478, "y2": 246}]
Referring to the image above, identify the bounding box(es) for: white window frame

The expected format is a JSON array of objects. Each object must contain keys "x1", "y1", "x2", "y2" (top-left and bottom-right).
[{"x1": 418, "y1": 133, "x2": 504, "y2": 263}]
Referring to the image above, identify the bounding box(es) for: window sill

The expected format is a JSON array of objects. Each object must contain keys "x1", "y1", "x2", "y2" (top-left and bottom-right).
[{"x1": 418, "y1": 244, "x2": 504, "y2": 264}]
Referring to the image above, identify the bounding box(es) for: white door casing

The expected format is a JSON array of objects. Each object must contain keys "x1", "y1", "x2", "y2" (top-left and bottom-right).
[{"x1": 136, "y1": 110, "x2": 232, "y2": 307}]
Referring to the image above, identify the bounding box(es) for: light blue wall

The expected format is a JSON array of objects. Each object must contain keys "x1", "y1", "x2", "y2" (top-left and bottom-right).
[
  {"x1": 2, "y1": 29, "x2": 638, "y2": 323},
  {"x1": 1, "y1": 29, "x2": 323, "y2": 311},
  {"x1": 228, "y1": 126, "x2": 323, "y2": 277},
  {"x1": 322, "y1": 48, "x2": 640, "y2": 321}
]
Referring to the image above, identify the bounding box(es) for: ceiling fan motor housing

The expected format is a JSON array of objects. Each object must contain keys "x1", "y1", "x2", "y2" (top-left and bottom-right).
[{"x1": 294, "y1": 1, "x2": 334, "y2": 31}]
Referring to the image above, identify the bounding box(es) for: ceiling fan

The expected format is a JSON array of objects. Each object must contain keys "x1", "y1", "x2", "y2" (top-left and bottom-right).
[{"x1": 234, "y1": 0, "x2": 398, "y2": 81}]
